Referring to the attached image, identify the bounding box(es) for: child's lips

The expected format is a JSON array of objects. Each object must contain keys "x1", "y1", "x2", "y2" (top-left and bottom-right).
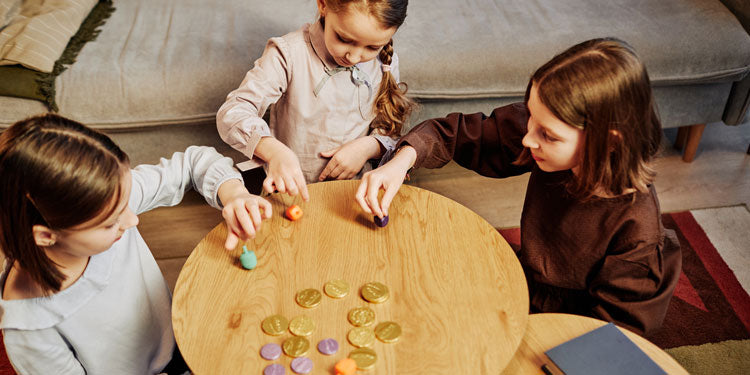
[{"x1": 531, "y1": 153, "x2": 544, "y2": 162}]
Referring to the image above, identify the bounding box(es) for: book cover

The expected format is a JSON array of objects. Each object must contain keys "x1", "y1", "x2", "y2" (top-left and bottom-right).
[{"x1": 543, "y1": 322, "x2": 666, "y2": 375}]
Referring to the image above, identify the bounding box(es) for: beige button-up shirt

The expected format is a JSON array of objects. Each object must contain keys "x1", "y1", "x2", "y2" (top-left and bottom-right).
[{"x1": 217, "y1": 20, "x2": 399, "y2": 182}]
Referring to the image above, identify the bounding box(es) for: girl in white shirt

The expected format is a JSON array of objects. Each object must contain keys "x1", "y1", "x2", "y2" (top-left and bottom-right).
[
  {"x1": 0, "y1": 114, "x2": 272, "y2": 374},
  {"x1": 217, "y1": 0, "x2": 416, "y2": 200}
]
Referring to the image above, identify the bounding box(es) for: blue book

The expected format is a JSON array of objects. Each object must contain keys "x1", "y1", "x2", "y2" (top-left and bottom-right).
[{"x1": 543, "y1": 322, "x2": 666, "y2": 375}]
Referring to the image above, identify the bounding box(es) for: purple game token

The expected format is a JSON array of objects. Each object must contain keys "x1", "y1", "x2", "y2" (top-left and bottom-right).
[
  {"x1": 374, "y1": 215, "x2": 389, "y2": 227},
  {"x1": 260, "y1": 343, "x2": 282, "y2": 360},
  {"x1": 264, "y1": 363, "x2": 285, "y2": 375},
  {"x1": 290, "y1": 357, "x2": 313, "y2": 374},
  {"x1": 317, "y1": 338, "x2": 339, "y2": 355}
]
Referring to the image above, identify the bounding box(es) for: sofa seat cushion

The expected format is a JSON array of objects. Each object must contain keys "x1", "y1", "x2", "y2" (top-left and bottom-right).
[{"x1": 399, "y1": 0, "x2": 750, "y2": 99}]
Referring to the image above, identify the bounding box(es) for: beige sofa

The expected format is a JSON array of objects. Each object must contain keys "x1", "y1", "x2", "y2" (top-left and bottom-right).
[{"x1": 1, "y1": 0, "x2": 749, "y2": 167}]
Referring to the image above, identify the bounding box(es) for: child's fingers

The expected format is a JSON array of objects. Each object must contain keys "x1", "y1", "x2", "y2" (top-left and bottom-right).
[
  {"x1": 366, "y1": 178, "x2": 385, "y2": 218},
  {"x1": 295, "y1": 175, "x2": 310, "y2": 201},
  {"x1": 246, "y1": 200, "x2": 264, "y2": 229},
  {"x1": 355, "y1": 179, "x2": 374, "y2": 214},
  {"x1": 318, "y1": 160, "x2": 335, "y2": 181},
  {"x1": 223, "y1": 209, "x2": 247, "y2": 240},
  {"x1": 273, "y1": 176, "x2": 287, "y2": 194},
  {"x1": 283, "y1": 175, "x2": 299, "y2": 196},
  {"x1": 380, "y1": 183, "x2": 400, "y2": 217},
  {"x1": 234, "y1": 207, "x2": 257, "y2": 238},
  {"x1": 319, "y1": 147, "x2": 338, "y2": 158},
  {"x1": 259, "y1": 198, "x2": 273, "y2": 219},
  {"x1": 263, "y1": 176, "x2": 277, "y2": 195},
  {"x1": 224, "y1": 230, "x2": 240, "y2": 251}
]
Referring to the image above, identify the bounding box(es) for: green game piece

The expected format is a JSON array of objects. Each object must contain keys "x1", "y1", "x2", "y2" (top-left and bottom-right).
[{"x1": 240, "y1": 245, "x2": 257, "y2": 270}]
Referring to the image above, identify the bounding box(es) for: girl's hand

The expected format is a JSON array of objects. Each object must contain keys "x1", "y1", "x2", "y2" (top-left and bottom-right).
[
  {"x1": 318, "y1": 136, "x2": 381, "y2": 181},
  {"x1": 257, "y1": 138, "x2": 310, "y2": 201},
  {"x1": 355, "y1": 146, "x2": 417, "y2": 218},
  {"x1": 218, "y1": 179, "x2": 273, "y2": 250}
]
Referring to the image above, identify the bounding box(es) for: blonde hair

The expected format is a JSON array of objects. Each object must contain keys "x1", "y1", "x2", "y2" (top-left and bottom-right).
[{"x1": 323, "y1": 0, "x2": 416, "y2": 137}]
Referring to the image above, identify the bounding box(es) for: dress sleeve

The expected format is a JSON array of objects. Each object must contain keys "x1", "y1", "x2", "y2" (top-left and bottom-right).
[
  {"x1": 216, "y1": 37, "x2": 291, "y2": 160},
  {"x1": 129, "y1": 146, "x2": 242, "y2": 215},
  {"x1": 396, "y1": 102, "x2": 532, "y2": 178},
  {"x1": 587, "y1": 229, "x2": 681, "y2": 336},
  {"x1": 3, "y1": 329, "x2": 85, "y2": 375}
]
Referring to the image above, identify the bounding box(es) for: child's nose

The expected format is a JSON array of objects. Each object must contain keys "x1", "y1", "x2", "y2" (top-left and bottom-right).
[
  {"x1": 521, "y1": 133, "x2": 538, "y2": 149},
  {"x1": 122, "y1": 207, "x2": 139, "y2": 229},
  {"x1": 346, "y1": 50, "x2": 362, "y2": 65}
]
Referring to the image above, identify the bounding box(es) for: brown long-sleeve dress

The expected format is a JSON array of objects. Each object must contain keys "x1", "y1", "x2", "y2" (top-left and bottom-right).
[{"x1": 398, "y1": 103, "x2": 681, "y2": 336}]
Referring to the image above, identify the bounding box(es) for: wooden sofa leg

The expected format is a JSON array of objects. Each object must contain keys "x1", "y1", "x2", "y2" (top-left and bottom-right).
[
  {"x1": 681, "y1": 123, "x2": 706, "y2": 162},
  {"x1": 674, "y1": 126, "x2": 688, "y2": 150}
]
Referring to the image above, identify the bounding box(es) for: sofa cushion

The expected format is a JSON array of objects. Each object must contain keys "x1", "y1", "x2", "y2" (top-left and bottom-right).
[
  {"x1": 399, "y1": 0, "x2": 750, "y2": 99},
  {"x1": 0, "y1": 0, "x2": 749, "y2": 130}
]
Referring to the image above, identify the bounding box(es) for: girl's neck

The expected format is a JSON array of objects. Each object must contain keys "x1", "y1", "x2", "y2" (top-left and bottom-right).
[{"x1": 45, "y1": 250, "x2": 91, "y2": 290}]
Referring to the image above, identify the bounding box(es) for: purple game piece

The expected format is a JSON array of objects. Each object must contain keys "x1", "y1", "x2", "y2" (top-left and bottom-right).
[
  {"x1": 317, "y1": 338, "x2": 339, "y2": 355},
  {"x1": 260, "y1": 343, "x2": 282, "y2": 360},
  {"x1": 290, "y1": 357, "x2": 313, "y2": 374},
  {"x1": 264, "y1": 363, "x2": 285, "y2": 375},
  {"x1": 374, "y1": 215, "x2": 389, "y2": 227}
]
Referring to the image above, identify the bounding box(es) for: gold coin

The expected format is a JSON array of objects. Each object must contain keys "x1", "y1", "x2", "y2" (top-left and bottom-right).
[
  {"x1": 348, "y1": 326, "x2": 375, "y2": 348},
  {"x1": 374, "y1": 321, "x2": 402, "y2": 343},
  {"x1": 295, "y1": 288, "x2": 322, "y2": 308},
  {"x1": 349, "y1": 347, "x2": 377, "y2": 370},
  {"x1": 324, "y1": 279, "x2": 350, "y2": 298},
  {"x1": 289, "y1": 315, "x2": 315, "y2": 337},
  {"x1": 347, "y1": 307, "x2": 376, "y2": 327},
  {"x1": 282, "y1": 336, "x2": 310, "y2": 358},
  {"x1": 261, "y1": 314, "x2": 289, "y2": 336},
  {"x1": 360, "y1": 282, "x2": 389, "y2": 303}
]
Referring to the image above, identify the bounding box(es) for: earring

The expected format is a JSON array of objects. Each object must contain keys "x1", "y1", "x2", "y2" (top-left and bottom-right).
[{"x1": 47, "y1": 240, "x2": 55, "y2": 246}]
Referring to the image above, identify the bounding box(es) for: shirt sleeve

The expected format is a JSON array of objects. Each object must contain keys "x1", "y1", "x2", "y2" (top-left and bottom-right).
[
  {"x1": 129, "y1": 146, "x2": 242, "y2": 215},
  {"x1": 3, "y1": 329, "x2": 85, "y2": 375},
  {"x1": 216, "y1": 37, "x2": 291, "y2": 160},
  {"x1": 587, "y1": 229, "x2": 682, "y2": 336},
  {"x1": 396, "y1": 102, "x2": 532, "y2": 178}
]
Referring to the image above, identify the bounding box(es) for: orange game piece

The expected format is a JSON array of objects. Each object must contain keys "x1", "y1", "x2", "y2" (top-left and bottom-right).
[
  {"x1": 285, "y1": 205, "x2": 303, "y2": 221},
  {"x1": 334, "y1": 358, "x2": 357, "y2": 375}
]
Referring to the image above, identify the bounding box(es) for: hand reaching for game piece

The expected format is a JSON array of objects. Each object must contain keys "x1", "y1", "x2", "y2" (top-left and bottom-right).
[
  {"x1": 355, "y1": 146, "x2": 416, "y2": 219},
  {"x1": 318, "y1": 136, "x2": 381, "y2": 181},
  {"x1": 256, "y1": 137, "x2": 310, "y2": 201},
  {"x1": 217, "y1": 179, "x2": 273, "y2": 250}
]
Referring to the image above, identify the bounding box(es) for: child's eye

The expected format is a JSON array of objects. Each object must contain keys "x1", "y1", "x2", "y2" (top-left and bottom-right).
[
  {"x1": 367, "y1": 46, "x2": 380, "y2": 51},
  {"x1": 337, "y1": 34, "x2": 351, "y2": 44}
]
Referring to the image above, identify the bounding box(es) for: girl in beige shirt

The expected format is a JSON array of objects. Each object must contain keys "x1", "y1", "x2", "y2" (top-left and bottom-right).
[{"x1": 217, "y1": 0, "x2": 415, "y2": 200}]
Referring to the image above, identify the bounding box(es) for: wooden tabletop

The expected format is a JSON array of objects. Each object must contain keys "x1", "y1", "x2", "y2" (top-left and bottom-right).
[
  {"x1": 502, "y1": 313, "x2": 689, "y2": 374},
  {"x1": 172, "y1": 180, "x2": 529, "y2": 374}
]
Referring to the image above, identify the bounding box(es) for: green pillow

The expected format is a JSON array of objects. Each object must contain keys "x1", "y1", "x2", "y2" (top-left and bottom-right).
[{"x1": 0, "y1": 0, "x2": 115, "y2": 111}]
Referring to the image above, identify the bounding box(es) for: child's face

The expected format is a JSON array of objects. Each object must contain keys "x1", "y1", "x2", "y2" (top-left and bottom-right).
[
  {"x1": 48, "y1": 169, "x2": 138, "y2": 259},
  {"x1": 319, "y1": 2, "x2": 396, "y2": 67},
  {"x1": 522, "y1": 84, "x2": 585, "y2": 173}
]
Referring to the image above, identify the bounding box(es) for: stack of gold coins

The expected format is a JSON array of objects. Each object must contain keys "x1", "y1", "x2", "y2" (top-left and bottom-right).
[
  {"x1": 360, "y1": 282, "x2": 389, "y2": 303},
  {"x1": 295, "y1": 288, "x2": 322, "y2": 308},
  {"x1": 261, "y1": 315, "x2": 289, "y2": 336}
]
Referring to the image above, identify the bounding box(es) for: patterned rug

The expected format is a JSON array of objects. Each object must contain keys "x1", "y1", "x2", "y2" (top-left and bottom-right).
[
  {"x1": 1, "y1": 206, "x2": 748, "y2": 374},
  {"x1": 499, "y1": 205, "x2": 750, "y2": 374}
]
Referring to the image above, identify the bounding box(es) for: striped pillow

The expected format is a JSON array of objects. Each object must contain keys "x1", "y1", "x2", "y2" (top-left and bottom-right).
[{"x1": 0, "y1": 0, "x2": 98, "y2": 73}]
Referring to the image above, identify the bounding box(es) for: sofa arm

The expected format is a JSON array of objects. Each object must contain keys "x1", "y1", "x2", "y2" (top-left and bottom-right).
[{"x1": 721, "y1": 0, "x2": 750, "y2": 125}]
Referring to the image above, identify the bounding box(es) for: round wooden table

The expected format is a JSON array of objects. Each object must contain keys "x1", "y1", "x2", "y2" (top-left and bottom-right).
[
  {"x1": 172, "y1": 180, "x2": 528, "y2": 374},
  {"x1": 502, "y1": 313, "x2": 689, "y2": 374}
]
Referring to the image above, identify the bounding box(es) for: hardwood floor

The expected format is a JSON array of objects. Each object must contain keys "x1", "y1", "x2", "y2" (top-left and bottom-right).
[{"x1": 139, "y1": 122, "x2": 750, "y2": 291}]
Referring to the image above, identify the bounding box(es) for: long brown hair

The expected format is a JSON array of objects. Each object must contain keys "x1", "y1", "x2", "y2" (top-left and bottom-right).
[
  {"x1": 323, "y1": 0, "x2": 416, "y2": 137},
  {"x1": 520, "y1": 37, "x2": 662, "y2": 199},
  {"x1": 0, "y1": 114, "x2": 129, "y2": 293}
]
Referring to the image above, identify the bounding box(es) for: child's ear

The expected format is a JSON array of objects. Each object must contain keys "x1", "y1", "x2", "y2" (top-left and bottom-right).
[
  {"x1": 317, "y1": 0, "x2": 327, "y2": 17},
  {"x1": 32, "y1": 225, "x2": 58, "y2": 247}
]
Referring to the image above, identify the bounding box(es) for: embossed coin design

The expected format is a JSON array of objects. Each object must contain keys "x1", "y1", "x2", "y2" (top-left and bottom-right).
[
  {"x1": 317, "y1": 338, "x2": 339, "y2": 355},
  {"x1": 374, "y1": 321, "x2": 402, "y2": 343},
  {"x1": 260, "y1": 343, "x2": 282, "y2": 360},
  {"x1": 360, "y1": 282, "x2": 389, "y2": 303},
  {"x1": 282, "y1": 336, "x2": 310, "y2": 358},
  {"x1": 349, "y1": 347, "x2": 377, "y2": 370},
  {"x1": 295, "y1": 288, "x2": 322, "y2": 308},
  {"x1": 324, "y1": 279, "x2": 350, "y2": 298},
  {"x1": 347, "y1": 306, "x2": 376, "y2": 327},
  {"x1": 347, "y1": 326, "x2": 375, "y2": 348},
  {"x1": 289, "y1": 315, "x2": 315, "y2": 337},
  {"x1": 261, "y1": 315, "x2": 289, "y2": 336}
]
